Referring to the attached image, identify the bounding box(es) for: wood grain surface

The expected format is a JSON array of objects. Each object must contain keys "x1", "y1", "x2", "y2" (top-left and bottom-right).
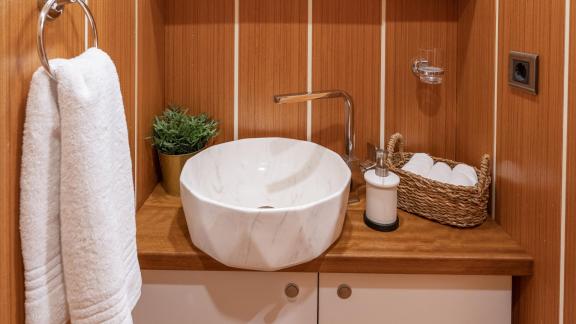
[
  {"x1": 137, "y1": 0, "x2": 165, "y2": 208},
  {"x1": 312, "y1": 0, "x2": 381, "y2": 160},
  {"x1": 385, "y1": 0, "x2": 458, "y2": 159},
  {"x1": 137, "y1": 185, "x2": 532, "y2": 275},
  {"x1": 455, "y1": 0, "x2": 496, "y2": 166},
  {"x1": 165, "y1": 0, "x2": 235, "y2": 144},
  {"x1": 495, "y1": 0, "x2": 566, "y2": 323},
  {"x1": 565, "y1": 0, "x2": 576, "y2": 321},
  {"x1": 0, "y1": 2, "x2": 84, "y2": 323},
  {"x1": 238, "y1": 0, "x2": 308, "y2": 139}
]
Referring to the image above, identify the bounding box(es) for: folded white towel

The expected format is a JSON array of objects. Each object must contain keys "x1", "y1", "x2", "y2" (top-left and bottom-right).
[
  {"x1": 453, "y1": 164, "x2": 478, "y2": 185},
  {"x1": 57, "y1": 48, "x2": 141, "y2": 324},
  {"x1": 20, "y1": 48, "x2": 141, "y2": 324},
  {"x1": 21, "y1": 64, "x2": 69, "y2": 324},
  {"x1": 402, "y1": 153, "x2": 434, "y2": 177},
  {"x1": 449, "y1": 171, "x2": 475, "y2": 186},
  {"x1": 426, "y1": 162, "x2": 452, "y2": 183}
]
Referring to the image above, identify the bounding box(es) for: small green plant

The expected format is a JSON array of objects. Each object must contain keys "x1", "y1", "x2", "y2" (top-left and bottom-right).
[{"x1": 153, "y1": 105, "x2": 218, "y2": 155}]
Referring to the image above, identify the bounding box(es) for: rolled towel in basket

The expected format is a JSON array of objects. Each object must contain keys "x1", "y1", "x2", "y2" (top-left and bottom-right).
[
  {"x1": 453, "y1": 164, "x2": 478, "y2": 184},
  {"x1": 401, "y1": 153, "x2": 434, "y2": 177},
  {"x1": 426, "y1": 162, "x2": 452, "y2": 183},
  {"x1": 449, "y1": 171, "x2": 475, "y2": 186}
]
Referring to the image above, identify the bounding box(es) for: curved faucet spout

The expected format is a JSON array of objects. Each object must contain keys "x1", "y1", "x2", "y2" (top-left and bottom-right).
[{"x1": 273, "y1": 90, "x2": 355, "y2": 162}]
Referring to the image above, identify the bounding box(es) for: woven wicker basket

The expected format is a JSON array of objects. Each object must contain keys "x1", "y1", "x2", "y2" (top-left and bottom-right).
[{"x1": 386, "y1": 133, "x2": 491, "y2": 228}]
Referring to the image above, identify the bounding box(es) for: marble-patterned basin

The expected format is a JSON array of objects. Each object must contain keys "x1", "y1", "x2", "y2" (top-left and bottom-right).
[{"x1": 180, "y1": 137, "x2": 351, "y2": 271}]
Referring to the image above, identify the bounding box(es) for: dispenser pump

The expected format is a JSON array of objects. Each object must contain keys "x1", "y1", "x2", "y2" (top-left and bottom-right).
[{"x1": 375, "y1": 149, "x2": 389, "y2": 177}]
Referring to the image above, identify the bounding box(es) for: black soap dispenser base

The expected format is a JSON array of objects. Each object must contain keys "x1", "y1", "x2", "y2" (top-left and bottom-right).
[{"x1": 363, "y1": 212, "x2": 399, "y2": 232}]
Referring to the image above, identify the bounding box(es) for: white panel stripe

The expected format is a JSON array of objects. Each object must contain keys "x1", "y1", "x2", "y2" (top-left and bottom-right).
[
  {"x1": 307, "y1": 0, "x2": 313, "y2": 142},
  {"x1": 84, "y1": 0, "x2": 89, "y2": 50},
  {"x1": 559, "y1": 0, "x2": 571, "y2": 322},
  {"x1": 491, "y1": 0, "x2": 500, "y2": 219},
  {"x1": 380, "y1": 0, "x2": 386, "y2": 149},
  {"x1": 233, "y1": 0, "x2": 240, "y2": 140},
  {"x1": 134, "y1": 0, "x2": 139, "y2": 200}
]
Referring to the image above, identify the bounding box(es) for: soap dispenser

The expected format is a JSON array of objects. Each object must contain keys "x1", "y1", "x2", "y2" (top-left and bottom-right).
[{"x1": 364, "y1": 149, "x2": 400, "y2": 232}]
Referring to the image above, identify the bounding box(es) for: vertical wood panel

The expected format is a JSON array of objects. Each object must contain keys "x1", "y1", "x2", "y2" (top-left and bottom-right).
[
  {"x1": 385, "y1": 0, "x2": 458, "y2": 159},
  {"x1": 238, "y1": 0, "x2": 308, "y2": 139},
  {"x1": 312, "y1": 0, "x2": 381, "y2": 160},
  {"x1": 495, "y1": 0, "x2": 566, "y2": 323},
  {"x1": 164, "y1": 0, "x2": 235, "y2": 144},
  {"x1": 137, "y1": 0, "x2": 165, "y2": 207},
  {"x1": 455, "y1": 0, "x2": 495, "y2": 166},
  {"x1": 0, "y1": 2, "x2": 84, "y2": 323},
  {"x1": 90, "y1": 0, "x2": 136, "y2": 173},
  {"x1": 565, "y1": 0, "x2": 576, "y2": 321}
]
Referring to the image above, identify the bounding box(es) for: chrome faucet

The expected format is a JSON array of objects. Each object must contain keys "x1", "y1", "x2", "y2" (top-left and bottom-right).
[
  {"x1": 273, "y1": 90, "x2": 362, "y2": 203},
  {"x1": 273, "y1": 90, "x2": 355, "y2": 163}
]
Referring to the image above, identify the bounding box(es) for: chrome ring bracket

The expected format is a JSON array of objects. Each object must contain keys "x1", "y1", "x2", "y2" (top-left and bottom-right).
[{"x1": 37, "y1": 0, "x2": 99, "y2": 80}]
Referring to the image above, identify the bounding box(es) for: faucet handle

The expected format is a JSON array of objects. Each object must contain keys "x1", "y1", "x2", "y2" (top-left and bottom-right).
[
  {"x1": 360, "y1": 143, "x2": 380, "y2": 173},
  {"x1": 366, "y1": 143, "x2": 378, "y2": 162}
]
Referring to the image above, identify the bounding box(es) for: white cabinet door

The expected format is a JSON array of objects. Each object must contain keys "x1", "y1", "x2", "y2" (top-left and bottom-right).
[
  {"x1": 319, "y1": 273, "x2": 511, "y2": 324},
  {"x1": 133, "y1": 270, "x2": 318, "y2": 324}
]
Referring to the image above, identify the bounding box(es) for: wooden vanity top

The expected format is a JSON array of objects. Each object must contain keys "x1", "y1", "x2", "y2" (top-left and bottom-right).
[{"x1": 137, "y1": 185, "x2": 533, "y2": 276}]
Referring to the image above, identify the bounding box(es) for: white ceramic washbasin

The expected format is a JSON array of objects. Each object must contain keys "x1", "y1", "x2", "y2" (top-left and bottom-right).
[{"x1": 180, "y1": 137, "x2": 351, "y2": 271}]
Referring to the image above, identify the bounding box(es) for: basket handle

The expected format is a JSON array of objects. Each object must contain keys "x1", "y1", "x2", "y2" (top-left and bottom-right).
[
  {"x1": 477, "y1": 154, "x2": 491, "y2": 191},
  {"x1": 386, "y1": 133, "x2": 404, "y2": 164}
]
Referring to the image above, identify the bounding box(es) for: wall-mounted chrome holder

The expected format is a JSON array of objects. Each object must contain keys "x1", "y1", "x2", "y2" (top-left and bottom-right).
[
  {"x1": 37, "y1": 0, "x2": 74, "y2": 20},
  {"x1": 37, "y1": 0, "x2": 98, "y2": 80},
  {"x1": 411, "y1": 58, "x2": 445, "y2": 85}
]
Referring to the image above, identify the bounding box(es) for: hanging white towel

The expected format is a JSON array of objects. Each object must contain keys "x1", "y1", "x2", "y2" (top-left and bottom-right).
[
  {"x1": 20, "y1": 48, "x2": 141, "y2": 324},
  {"x1": 20, "y1": 63, "x2": 69, "y2": 324},
  {"x1": 57, "y1": 48, "x2": 141, "y2": 324}
]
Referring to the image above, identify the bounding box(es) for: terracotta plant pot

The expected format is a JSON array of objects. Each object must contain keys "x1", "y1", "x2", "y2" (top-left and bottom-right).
[{"x1": 158, "y1": 140, "x2": 213, "y2": 196}]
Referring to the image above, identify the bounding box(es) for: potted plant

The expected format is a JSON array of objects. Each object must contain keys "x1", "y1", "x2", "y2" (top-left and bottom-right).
[{"x1": 153, "y1": 105, "x2": 218, "y2": 196}]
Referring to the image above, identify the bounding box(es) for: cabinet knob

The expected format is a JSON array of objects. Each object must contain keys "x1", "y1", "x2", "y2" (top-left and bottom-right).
[
  {"x1": 285, "y1": 283, "x2": 299, "y2": 298},
  {"x1": 337, "y1": 284, "x2": 352, "y2": 299}
]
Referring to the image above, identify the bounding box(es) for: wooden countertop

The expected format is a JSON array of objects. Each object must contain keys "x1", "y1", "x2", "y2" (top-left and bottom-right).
[{"x1": 137, "y1": 185, "x2": 533, "y2": 276}]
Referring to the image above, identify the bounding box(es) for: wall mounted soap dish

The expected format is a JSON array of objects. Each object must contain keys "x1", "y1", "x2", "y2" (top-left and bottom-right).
[
  {"x1": 412, "y1": 59, "x2": 444, "y2": 84},
  {"x1": 412, "y1": 48, "x2": 445, "y2": 85}
]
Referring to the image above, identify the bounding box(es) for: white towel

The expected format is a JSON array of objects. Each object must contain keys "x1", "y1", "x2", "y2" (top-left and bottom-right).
[
  {"x1": 20, "y1": 48, "x2": 141, "y2": 324},
  {"x1": 20, "y1": 63, "x2": 69, "y2": 324},
  {"x1": 401, "y1": 153, "x2": 434, "y2": 177},
  {"x1": 453, "y1": 164, "x2": 478, "y2": 185},
  {"x1": 58, "y1": 48, "x2": 141, "y2": 324},
  {"x1": 448, "y1": 171, "x2": 475, "y2": 186},
  {"x1": 426, "y1": 162, "x2": 452, "y2": 183}
]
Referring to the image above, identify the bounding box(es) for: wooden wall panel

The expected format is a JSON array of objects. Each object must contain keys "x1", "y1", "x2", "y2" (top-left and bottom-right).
[
  {"x1": 312, "y1": 0, "x2": 381, "y2": 160},
  {"x1": 0, "y1": 2, "x2": 84, "y2": 323},
  {"x1": 385, "y1": 0, "x2": 458, "y2": 160},
  {"x1": 495, "y1": 0, "x2": 566, "y2": 323},
  {"x1": 137, "y1": 0, "x2": 165, "y2": 207},
  {"x1": 565, "y1": 0, "x2": 576, "y2": 321},
  {"x1": 455, "y1": 0, "x2": 495, "y2": 166},
  {"x1": 165, "y1": 0, "x2": 235, "y2": 144},
  {"x1": 91, "y1": 0, "x2": 136, "y2": 170},
  {"x1": 238, "y1": 0, "x2": 308, "y2": 139}
]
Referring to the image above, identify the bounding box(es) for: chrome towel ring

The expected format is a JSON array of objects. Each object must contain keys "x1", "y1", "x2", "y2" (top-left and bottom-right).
[{"x1": 37, "y1": 0, "x2": 98, "y2": 80}]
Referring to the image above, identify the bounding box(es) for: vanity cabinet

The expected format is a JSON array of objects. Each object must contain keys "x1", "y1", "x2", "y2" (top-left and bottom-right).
[
  {"x1": 133, "y1": 271, "x2": 318, "y2": 324},
  {"x1": 318, "y1": 273, "x2": 511, "y2": 324},
  {"x1": 134, "y1": 184, "x2": 530, "y2": 323},
  {"x1": 133, "y1": 271, "x2": 512, "y2": 324}
]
